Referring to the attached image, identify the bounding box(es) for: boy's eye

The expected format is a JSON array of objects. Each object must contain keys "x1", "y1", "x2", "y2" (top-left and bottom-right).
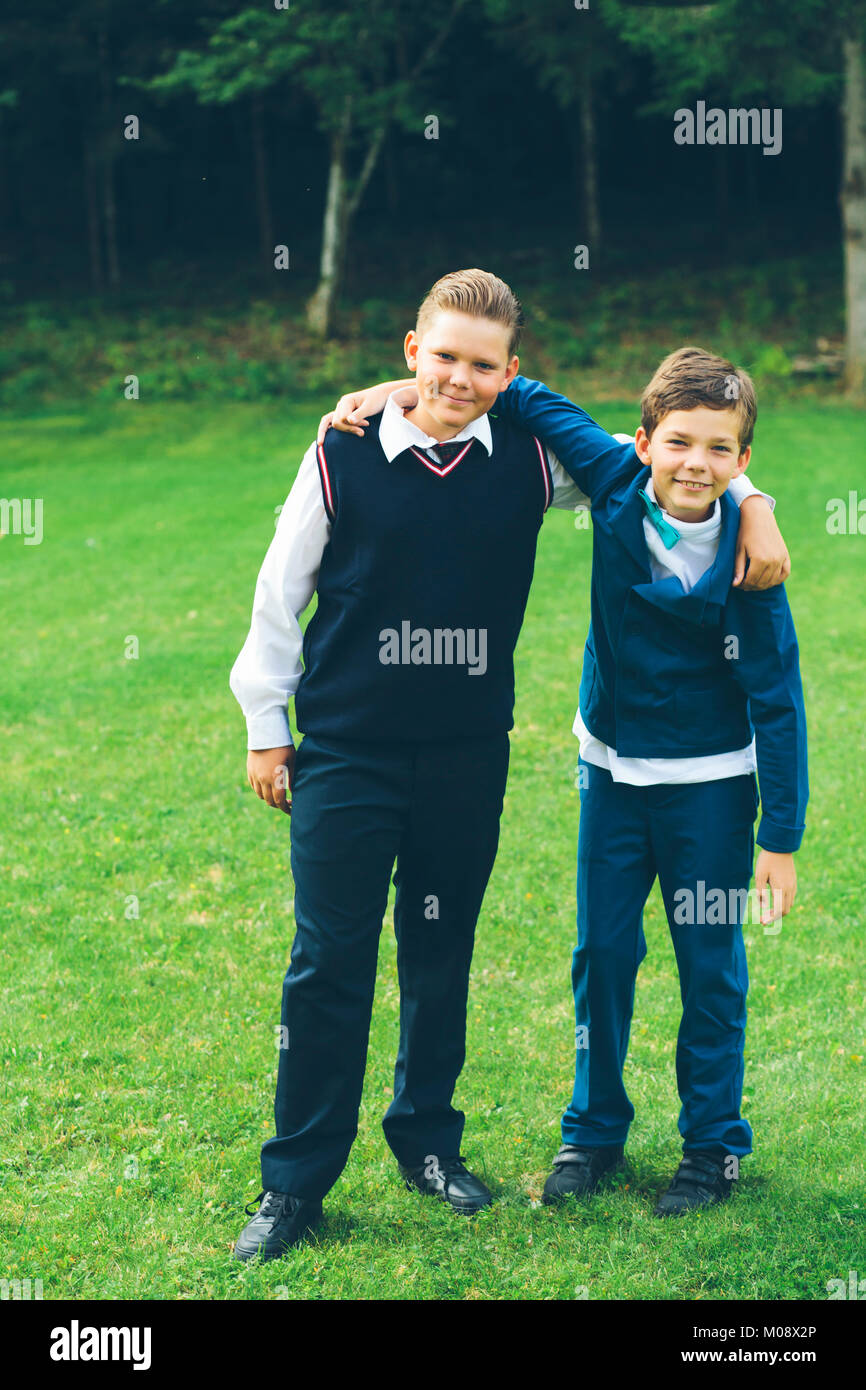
[
  {"x1": 713, "y1": 445, "x2": 732, "y2": 453},
  {"x1": 434, "y1": 352, "x2": 495, "y2": 370}
]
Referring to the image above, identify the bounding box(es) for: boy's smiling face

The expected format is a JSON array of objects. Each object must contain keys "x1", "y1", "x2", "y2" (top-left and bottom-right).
[
  {"x1": 402, "y1": 309, "x2": 518, "y2": 441},
  {"x1": 635, "y1": 406, "x2": 751, "y2": 522}
]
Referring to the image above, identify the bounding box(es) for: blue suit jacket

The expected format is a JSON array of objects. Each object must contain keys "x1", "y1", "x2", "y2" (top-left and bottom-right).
[{"x1": 495, "y1": 376, "x2": 808, "y2": 853}]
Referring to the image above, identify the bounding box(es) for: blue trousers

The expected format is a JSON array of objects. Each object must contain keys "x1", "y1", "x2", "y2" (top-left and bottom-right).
[
  {"x1": 563, "y1": 759, "x2": 757, "y2": 1156},
  {"x1": 260, "y1": 732, "x2": 510, "y2": 1200}
]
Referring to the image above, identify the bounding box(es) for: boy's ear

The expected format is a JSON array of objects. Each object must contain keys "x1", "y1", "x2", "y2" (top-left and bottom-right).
[
  {"x1": 500, "y1": 355, "x2": 519, "y2": 389},
  {"x1": 404, "y1": 330, "x2": 419, "y2": 371},
  {"x1": 634, "y1": 425, "x2": 652, "y2": 467},
  {"x1": 733, "y1": 444, "x2": 752, "y2": 477}
]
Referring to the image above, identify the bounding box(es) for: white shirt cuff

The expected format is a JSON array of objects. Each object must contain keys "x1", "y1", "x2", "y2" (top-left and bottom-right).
[
  {"x1": 246, "y1": 710, "x2": 293, "y2": 751},
  {"x1": 729, "y1": 474, "x2": 775, "y2": 510}
]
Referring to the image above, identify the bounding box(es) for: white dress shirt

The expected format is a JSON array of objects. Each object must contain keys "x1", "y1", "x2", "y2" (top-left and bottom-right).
[{"x1": 230, "y1": 400, "x2": 770, "y2": 752}]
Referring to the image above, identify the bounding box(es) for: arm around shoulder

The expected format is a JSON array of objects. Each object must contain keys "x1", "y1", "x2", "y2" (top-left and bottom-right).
[{"x1": 496, "y1": 375, "x2": 638, "y2": 500}]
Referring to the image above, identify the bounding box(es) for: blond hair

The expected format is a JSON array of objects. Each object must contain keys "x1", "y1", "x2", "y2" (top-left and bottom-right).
[
  {"x1": 416, "y1": 268, "x2": 523, "y2": 356},
  {"x1": 641, "y1": 346, "x2": 757, "y2": 450}
]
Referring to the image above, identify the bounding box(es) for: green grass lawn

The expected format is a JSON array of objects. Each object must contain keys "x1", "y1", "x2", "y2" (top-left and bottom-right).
[{"x1": 0, "y1": 398, "x2": 863, "y2": 1301}]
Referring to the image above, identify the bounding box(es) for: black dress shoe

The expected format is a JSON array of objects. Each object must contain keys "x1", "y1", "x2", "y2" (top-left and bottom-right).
[
  {"x1": 233, "y1": 1189, "x2": 322, "y2": 1261},
  {"x1": 653, "y1": 1150, "x2": 734, "y2": 1217},
  {"x1": 542, "y1": 1143, "x2": 625, "y2": 1203},
  {"x1": 399, "y1": 1155, "x2": 494, "y2": 1214}
]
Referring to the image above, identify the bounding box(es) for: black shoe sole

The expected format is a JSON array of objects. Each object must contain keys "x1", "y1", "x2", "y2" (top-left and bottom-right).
[
  {"x1": 541, "y1": 1179, "x2": 612, "y2": 1206},
  {"x1": 541, "y1": 1154, "x2": 626, "y2": 1205},
  {"x1": 402, "y1": 1177, "x2": 494, "y2": 1215},
  {"x1": 653, "y1": 1190, "x2": 731, "y2": 1218},
  {"x1": 233, "y1": 1208, "x2": 322, "y2": 1261}
]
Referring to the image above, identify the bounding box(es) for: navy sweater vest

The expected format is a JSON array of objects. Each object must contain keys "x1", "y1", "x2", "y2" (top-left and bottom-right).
[{"x1": 293, "y1": 411, "x2": 551, "y2": 741}]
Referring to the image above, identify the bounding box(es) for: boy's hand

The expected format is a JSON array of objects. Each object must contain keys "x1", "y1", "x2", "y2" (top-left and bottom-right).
[
  {"x1": 318, "y1": 390, "x2": 371, "y2": 442},
  {"x1": 754, "y1": 849, "x2": 797, "y2": 930},
  {"x1": 247, "y1": 746, "x2": 295, "y2": 815},
  {"x1": 317, "y1": 379, "x2": 415, "y2": 444},
  {"x1": 734, "y1": 497, "x2": 791, "y2": 590}
]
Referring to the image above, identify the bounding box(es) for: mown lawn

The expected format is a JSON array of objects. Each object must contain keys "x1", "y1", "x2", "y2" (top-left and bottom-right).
[{"x1": 0, "y1": 397, "x2": 863, "y2": 1300}]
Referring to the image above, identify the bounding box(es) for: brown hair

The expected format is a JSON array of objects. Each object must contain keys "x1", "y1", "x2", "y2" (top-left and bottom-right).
[
  {"x1": 416, "y1": 268, "x2": 523, "y2": 357},
  {"x1": 641, "y1": 346, "x2": 757, "y2": 450}
]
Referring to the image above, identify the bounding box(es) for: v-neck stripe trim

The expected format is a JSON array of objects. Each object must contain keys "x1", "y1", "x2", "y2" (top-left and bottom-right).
[{"x1": 408, "y1": 440, "x2": 474, "y2": 476}]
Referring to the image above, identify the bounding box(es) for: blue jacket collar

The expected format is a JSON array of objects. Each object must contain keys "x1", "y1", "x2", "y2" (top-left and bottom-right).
[{"x1": 607, "y1": 471, "x2": 739, "y2": 625}]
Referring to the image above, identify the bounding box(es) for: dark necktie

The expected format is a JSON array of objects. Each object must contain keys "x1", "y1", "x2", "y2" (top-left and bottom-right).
[{"x1": 424, "y1": 438, "x2": 471, "y2": 466}]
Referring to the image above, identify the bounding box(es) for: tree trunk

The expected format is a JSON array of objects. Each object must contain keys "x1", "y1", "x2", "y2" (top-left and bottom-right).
[
  {"x1": 383, "y1": 132, "x2": 400, "y2": 217},
  {"x1": 83, "y1": 136, "x2": 104, "y2": 292},
  {"x1": 306, "y1": 108, "x2": 350, "y2": 337},
  {"x1": 841, "y1": 33, "x2": 866, "y2": 399},
  {"x1": 578, "y1": 55, "x2": 601, "y2": 253},
  {"x1": 715, "y1": 145, "x2": 729, "y2": 253},
  {"x1": 305, "y1": 0, "x2": 468, "y2": 334},
  {"x1": 102, "y1": 154, "x2": 120, "y2": 288},
  {"x1": 251, "y1": 91, "x2": 274, "y2": 273},
  {"x1": 97, "y1": 27, "x2": 120, "y2": 289},
  {"x1": 744, "y1": 144, "x2": 757, "y2": 219}
]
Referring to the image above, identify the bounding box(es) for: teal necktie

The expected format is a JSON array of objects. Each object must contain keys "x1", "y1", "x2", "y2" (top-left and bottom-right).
[{"x1": 638, "y1": 489, "x2": 680, "y2": 550}]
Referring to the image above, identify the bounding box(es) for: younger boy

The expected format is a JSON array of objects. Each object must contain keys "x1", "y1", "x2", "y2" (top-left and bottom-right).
[{"x1": 491, "y1": 350, "x2": 808, "y2": 1214}]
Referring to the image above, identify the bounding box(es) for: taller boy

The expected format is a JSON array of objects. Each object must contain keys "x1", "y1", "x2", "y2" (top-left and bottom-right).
[{"x1": 229, "y1": 271, "x2": 567, "y2": 1256}]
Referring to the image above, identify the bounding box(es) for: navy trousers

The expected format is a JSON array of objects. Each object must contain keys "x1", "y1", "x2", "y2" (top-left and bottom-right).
[
  {"x1": 260, "y1": 732, "x2": 510, "y2": 1200},
  {"x1": 563, "y1": 758, "x2": 758, "y2": 1156}
]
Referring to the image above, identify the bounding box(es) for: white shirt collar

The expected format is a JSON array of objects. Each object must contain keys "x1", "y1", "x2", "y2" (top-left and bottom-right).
[{"x1": 378, "y1": 388, "x2": 493, "y2": 464}]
